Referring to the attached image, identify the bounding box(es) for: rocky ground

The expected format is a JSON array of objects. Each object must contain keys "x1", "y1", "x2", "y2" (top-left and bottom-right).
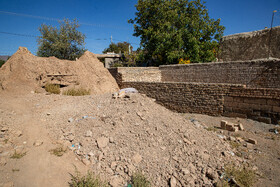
[{"x1": 0, "y1": 90, "x2": 279, "y2": 187}]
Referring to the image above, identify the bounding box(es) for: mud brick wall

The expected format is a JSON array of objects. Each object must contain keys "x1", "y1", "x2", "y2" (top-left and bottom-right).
[
  {"x1": 219, "y1": 26, "x2": 280, "y2": 61},
  {"x1": 108, "y1": 67, "x2": 161, "y2": 87},
  {"x1": 122, "y1": 81, "x2": 243, "y2": 116},
  {"x1": 160, "y1": 59, "x2": 280, "y2": 88},
  {"x1": 224, "y1": 88, "x2": 280, "y2": 124}
]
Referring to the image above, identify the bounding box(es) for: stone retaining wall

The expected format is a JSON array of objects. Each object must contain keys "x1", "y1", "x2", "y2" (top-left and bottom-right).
[
  {"x1": 160, "y1": 59, "x2": 280, "y2": 88},
  {"x1": 121, "y1": 81, "x2": 280, "y2": 124},
  {"x1": 122, "y1": 81, "x2": 244, "y2": 116},
  {"x1": 224, "y1": 88, "x2": 280, "y2": 124}
]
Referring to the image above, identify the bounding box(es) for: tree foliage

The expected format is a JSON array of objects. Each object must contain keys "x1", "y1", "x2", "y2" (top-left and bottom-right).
[
  {"x1": 37, "y1": 19, "x2": 86, "y2": 60},
  {"x1": 129, "y1": 0, "x2": 225, "y2": 66},
  {"x1": 102, "y1": 42, "x2": 132, "y2": 54},
  {"x1": 0, "y1": 60, "x2": 5, "y2": 68}
]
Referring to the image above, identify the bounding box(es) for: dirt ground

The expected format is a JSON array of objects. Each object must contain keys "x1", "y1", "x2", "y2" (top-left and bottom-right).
[
  {"x1": 0, "y1": 90, "x2": 279, "y2": 187},
  {"x1": 0, "y1": 47, "x2": 279, "y2": 186}
]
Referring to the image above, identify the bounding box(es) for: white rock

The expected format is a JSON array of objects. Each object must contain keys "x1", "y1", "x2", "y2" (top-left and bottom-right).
[
  {"x1": 170, "y1": 176, "x2": 177, "y2": 187},
  {"x1": 85, "y1": 130, "x2": 92, "y2": 137},
  {"x1": 110, "y1": 176, "x2": 123, "y2": 187},
  {"x1": 132, "y1": 153, "x2": 142, "y2": 165},
  {"x1": 96, "y1": 137, "x2": 109, "y2": 148},
  {"x1": 33, "y1": 140, "x2": 43, "y2": 147}
]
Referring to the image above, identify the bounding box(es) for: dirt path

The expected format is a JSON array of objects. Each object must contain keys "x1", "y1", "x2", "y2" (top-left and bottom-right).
[{"x1": 0, "y1": 93, "x2": 88, "y2": 187}]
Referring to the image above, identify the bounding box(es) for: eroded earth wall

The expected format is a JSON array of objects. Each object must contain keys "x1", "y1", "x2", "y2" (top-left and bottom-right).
[{"x1": 218, "y1": 26, "x2": 280, "y2": 61}]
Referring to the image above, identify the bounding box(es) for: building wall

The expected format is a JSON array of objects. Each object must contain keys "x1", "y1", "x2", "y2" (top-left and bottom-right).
[
  {"x1": 160, "y1": 59, "x2": 280, "y2": 88},
  {"x1": 218, "y1": 26, "x2": 280, "y2": 61}
]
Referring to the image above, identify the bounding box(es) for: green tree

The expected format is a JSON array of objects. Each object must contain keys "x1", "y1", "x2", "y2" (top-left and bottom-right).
[
  {"x1": 0, "y1": 60, "x2": 5, "y2": 68},
  {"x1": 37, "y1": 19, "x2": 86, "y2": 60},
  {"x1": 129, "y1": 0, "x2": 225, "y2": 66},
  {"x1": 102, "y1": 42, "x2": 132, "y2": 54}
]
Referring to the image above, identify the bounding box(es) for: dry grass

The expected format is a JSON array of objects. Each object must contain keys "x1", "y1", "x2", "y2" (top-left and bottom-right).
[
  {"x1": 130, "y1": 172, "x2": 151, "y2": 187},
  {"x1": 63, "y1": 88, "x2": 90, "y2": 96},
  {"x1": 44, "y1": 83, "x2": 60, "y2": 94},
  {"x1": 10, "y1": 151, "x2": 26, "y2": 159},
  {"x1": 206, "y1": 126, "x2": 218, "y2": 132},
  {"x1": 229, "y1": 140, "x2": 241, "y2": 149},
  {"x1": 49, "y1": 146, "x2": 67, "y2": 157},
  {"x1": 219, "y1": 163, "x2": 256, "y2": 187},
  {"x1": 69, "y1": 169, "x2": 108, "y2": 187}
]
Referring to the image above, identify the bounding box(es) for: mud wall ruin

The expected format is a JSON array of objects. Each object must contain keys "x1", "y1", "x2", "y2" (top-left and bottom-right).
[
  {"x1": 218, "y1": 26, "x2": 280, "y2": 61},
  {"x1": 108, "y1": 59, "x2": 280, "y2": 124}
]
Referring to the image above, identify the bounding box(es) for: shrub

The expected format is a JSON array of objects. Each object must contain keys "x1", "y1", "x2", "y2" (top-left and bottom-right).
[
  {"x1": 69, "y1": 169, "x2": 108, "y2": 187},
  {"x1": 44, "y1": 83, "x2": 60, "y2": 94},
  {"x1": 63, "y1": 88, "x2": 90, "y2": 96}
]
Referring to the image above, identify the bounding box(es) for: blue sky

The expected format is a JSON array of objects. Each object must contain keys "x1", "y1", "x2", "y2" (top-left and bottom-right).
[{"x1": 0, "y1": 0, "x2": 279, "y2": 55}]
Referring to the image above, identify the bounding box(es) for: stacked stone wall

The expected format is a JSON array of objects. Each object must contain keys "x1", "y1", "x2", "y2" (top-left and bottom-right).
[
  {"x1": 224, "y1": 88, "x2": 280, "y2": 124},
  {"x1": 122, "y1": 81, "x2": 244, "y2": 116},
  {"x1": 160, "y1": 59, "x2": 280, "y2": 88}
]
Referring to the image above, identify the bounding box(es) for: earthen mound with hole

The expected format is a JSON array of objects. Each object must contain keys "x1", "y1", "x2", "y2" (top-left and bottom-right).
[{"x1": 0, "y1": 47, "x2": 119, "y2": 94}]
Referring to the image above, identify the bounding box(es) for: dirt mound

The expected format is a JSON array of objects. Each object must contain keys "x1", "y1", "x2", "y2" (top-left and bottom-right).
[
  {"x1": 36, "y1": 93, "x2": 244, "y2": 186},
  {"x1": 0, "y1": 47, "x2": 119, "y2": 94}
]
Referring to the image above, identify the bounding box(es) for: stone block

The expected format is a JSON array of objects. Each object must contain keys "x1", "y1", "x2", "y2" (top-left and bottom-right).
[
  {"x1": 244, "y1": 98, "x2": 266, "y2": 105},
  {"x1": 267, "y1": 99, "x2": 280, "y2": 106},
  {"x1": 247, "y1": 138, "x2": 257, "y2": 145},
  {"x1": 226, "y1": 123, "x2": 238, "y2": 132},
  {"x1": 272, "y1": 106, "x2": 280, "y2": 113},
  {"x1": 220, "y1": 120, "x2": 227, "y2": 129},
  {"x1": 237, "y1": 123, "x2": 244, "y2": 131}
]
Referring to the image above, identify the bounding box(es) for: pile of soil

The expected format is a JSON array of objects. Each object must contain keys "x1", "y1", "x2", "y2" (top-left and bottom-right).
[
  {"x1": 0, "y1": 47, "x2": 119, "y2": 94},
  {"x1": 36, "y1": 92, "x2": 244, "y2": 186}
]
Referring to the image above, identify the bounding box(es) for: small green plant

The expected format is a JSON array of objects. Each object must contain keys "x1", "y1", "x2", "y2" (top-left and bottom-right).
[
  {"x1": 44, "y1": 83, "x2": 60, "y2": 94},
  {"x1": 3, "y1": 139, "x2": 8, "y2": 144},
  {"x1": 130, "y1": 172, "x2": 151, "y2": 187},
  {"x1": 206, "y1": 126, "x2": 218, "y2": 132},
  {"x1": 12, "y1": 169, "x2": 20, "y2": 172},
  {"x1": 63, "y1": 88, "x2": 90, "y2": 96},
  {"x1": 220, "y1": 164, "x2": 256, "y2": 187},
  {"x1": 10, "y1": 151, "x2": 26, "y2": 159},
  {"x1": 69, "y1": 169, "x2": 108, "y2": 187},
  {"x1": 49, "y1": 146, "x2": 67, "y2": 157},
  {"x1": 229, "y1": 141, "x2": 241, "y2": 149}
]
